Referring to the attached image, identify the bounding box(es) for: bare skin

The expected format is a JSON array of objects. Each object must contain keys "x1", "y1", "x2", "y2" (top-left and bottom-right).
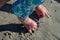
[
  {"x1": 18, "y1": 5, "x2": 48, "y2": 33},
  {"x1": 18, "y1": 17, "x2": 37, "y2": 33},
  {"x1": 35, "y1": 5, "x2": 48, "y2": 18},
  {"x1": 0, "y1": 0, "x2": 10, "y2": 7},
  {"x1": 0, "y1": 1, "x2": 48, "y2": 33}
]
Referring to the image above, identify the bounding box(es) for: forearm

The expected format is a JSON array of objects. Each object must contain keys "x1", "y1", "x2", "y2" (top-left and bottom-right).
[
  {"x1": 18, "y1": 17, "x2": 29, "y2": 24},
  {"x1": 0, "y1": 0, "x2": 10, "y2": 7}
]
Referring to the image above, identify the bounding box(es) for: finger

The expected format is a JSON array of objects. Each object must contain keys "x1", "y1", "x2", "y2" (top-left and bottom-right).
[
  {"x1": 28, "y1": 29, "x2": 32, "y2": 33},
  {"x1": 25, "y1": 24, "x2": 32, "y2": 33},
  {"x1": 45, "y1": 10, "x2": 48, "y2": 16},
  {"x1": 32, "y1": 28, "x2": 35, "y2": 33},
  {"x1": 29, "y1": 19, "x2": 37, "y2": 29},
  {"x1": 31, "y1": 27, "x2": 35, "y2": 31},
  {"x1": 30, "y1": 25, "x2": 37, "y2": 32},
  {"x1": 33, "y1": 22, "x2": 37, "y2": 29}
]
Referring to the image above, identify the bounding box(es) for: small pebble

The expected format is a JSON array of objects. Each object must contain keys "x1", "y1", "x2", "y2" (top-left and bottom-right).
[
  {"x1": 4, "y1": 33, "x2": 6, "y2": 36},
  {"x1": 51, "y1": 1, "x2": 52, "y2": 3},
  {"x1": 2, "y1": 39, "x2": 3, "y2": 40},
  {"x1": 55, "y1": 10, "x2": 56, "y2": 12},
  {"x1": 9, "y1": 36, "x2": 11, "y2": 39},
  {"x1": 27, "y1": 38, "x2": 29, "y2": 40},
  {"x1": 8, "y1": 33, "x2": 11, "y2": 36}
]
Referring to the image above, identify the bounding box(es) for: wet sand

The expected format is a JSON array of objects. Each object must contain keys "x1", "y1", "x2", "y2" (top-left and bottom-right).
[{"x1": 0, "y1": 0, "x2": 60, "y2": 40}]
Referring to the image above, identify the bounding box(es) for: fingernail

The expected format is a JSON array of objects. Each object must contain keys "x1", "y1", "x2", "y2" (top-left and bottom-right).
[{"x1": 29, "y1": 30, "x2": 32, "y2": 33}]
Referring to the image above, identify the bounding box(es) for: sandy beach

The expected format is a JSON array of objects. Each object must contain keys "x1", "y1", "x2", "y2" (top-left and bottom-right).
[{"x1": 0, "y1": 0, "x2": 60, "y2": 40}]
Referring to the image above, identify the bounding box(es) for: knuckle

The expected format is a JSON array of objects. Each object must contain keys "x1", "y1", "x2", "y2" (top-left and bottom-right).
[{"x1": 34, "y1": 23, "x2": 37, "y2": 26}]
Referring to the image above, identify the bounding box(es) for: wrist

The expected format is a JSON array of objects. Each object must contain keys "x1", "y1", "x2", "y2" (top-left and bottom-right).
[{"x1": 18, "y1": 17, "x2": 29, "y2": 24}]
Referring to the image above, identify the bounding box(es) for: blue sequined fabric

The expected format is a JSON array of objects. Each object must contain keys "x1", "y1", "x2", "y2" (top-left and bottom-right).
[{"x1": 12, "y1": 0, "x2": 45, "y2": 19}]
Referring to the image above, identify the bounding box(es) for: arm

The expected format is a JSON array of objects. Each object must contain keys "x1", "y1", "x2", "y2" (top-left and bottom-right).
[
  {"x1": 0, "y1": 0, "x2": 10, "y2": 7},
  {"x1": 35, "y1": 5, "x2": 48, "y2": 18}
]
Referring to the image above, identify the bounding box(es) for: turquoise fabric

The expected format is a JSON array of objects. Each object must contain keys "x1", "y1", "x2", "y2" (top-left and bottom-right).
[{"x1": 12, "y1": 0, "x2": 45, "y2": 19}]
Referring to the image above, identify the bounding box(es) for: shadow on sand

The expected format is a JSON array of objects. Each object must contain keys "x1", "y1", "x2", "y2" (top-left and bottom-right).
[
  {"x1": 0, "y1": 3, "x2": 39, "y2": 35},
  {"x1": 0, "y1": 4, "x2": 28, "y2": 34},
  {"x1": 0, "y1": 4, "x2": 12, "y2": 13},
  {"x1": 54, "y1": 0, "x2": 60, "y2": 3},
  {"x1": 0, "y1": 24, "x2": 28, "y2": 34}
]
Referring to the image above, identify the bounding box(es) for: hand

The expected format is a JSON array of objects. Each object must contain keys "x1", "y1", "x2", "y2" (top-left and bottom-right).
[
  {"x1": 18, "y1": 17, "x2": 37, "y2": 33},
  {"x1": 35, "y1": 5, "x2": 48, "y2": 18}
]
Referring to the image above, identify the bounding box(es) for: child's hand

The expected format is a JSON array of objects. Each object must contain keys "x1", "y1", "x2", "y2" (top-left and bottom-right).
[
  {"x1": 35, "y1": 5, "x2": 48, "y2": 18},
  {"x1": 18, "y1": 17, "x2": 37, "y2": 33},
  {"x1": 24, "y1": 17, "x2": 37, "y2": 33}
]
